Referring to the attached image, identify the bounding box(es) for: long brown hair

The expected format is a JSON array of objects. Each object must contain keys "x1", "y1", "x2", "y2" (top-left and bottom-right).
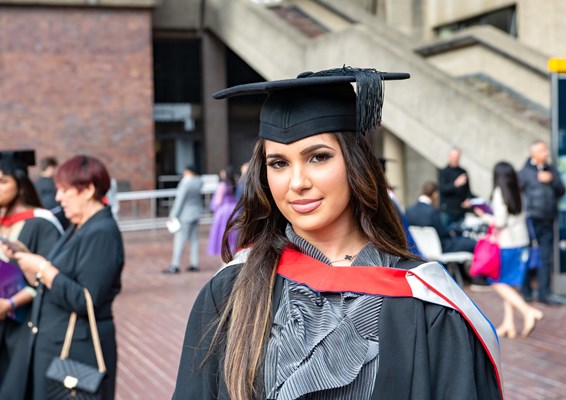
[
  {"x1": 492, "y1": 161, "x2": 522, "y2": 215},
  {"x1": 0, "y1": 168, "x2": 42, "y2": 216},
  {"x1": 214, "y1": 132, "x2": 417, "y2": 399}
]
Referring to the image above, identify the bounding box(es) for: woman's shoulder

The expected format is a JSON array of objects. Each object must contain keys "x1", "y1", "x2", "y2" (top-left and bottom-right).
[
  {"x1": 394, "y1": 257, "x2": 426, "y2": 270},
  {"x1": 490, "y1": 186, "x2": 502, "y2": 202},
  {"x1": 201, "y1": 250, "x2": 249, "y2": 296},
  {"x1": 16, "y1": 215, "x2": 60, "y2": 250},
  {"x1": 82, "y1": 208, "x2": 120, "y2": 233},
  {"x1": 20, "y1": 210, "x2": 63, "y2": 234},
  {"x1": 210, "y1": 262, "x2": 243, "y2": 289},
  {"x1": 194, "y1": 263, "x2": 243, "y2": 310}
]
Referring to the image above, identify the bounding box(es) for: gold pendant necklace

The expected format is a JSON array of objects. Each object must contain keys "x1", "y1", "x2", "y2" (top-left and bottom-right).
[{"x1": 329, "y1": 253, "x2": 358, "y2": 264}]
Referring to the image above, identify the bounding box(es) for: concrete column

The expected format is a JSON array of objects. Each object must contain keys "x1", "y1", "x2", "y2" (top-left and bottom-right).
[
  {"x1": 405, "y1": 145, "x2": 438, "y2": 206},
  {"x1": 201, "y1": 30, "x2": 228, "y2": 174},
  {"x1": 383, "y1": 130, "x2": 406, "y2": 206}
]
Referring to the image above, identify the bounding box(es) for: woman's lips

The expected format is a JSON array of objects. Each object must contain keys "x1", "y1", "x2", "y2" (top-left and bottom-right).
[{"x1": 289, "y1": 199, "x2": 322, "y2": 213}]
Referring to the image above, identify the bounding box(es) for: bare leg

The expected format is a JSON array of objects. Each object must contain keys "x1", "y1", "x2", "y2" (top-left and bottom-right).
[
  {"x1": 492, "y1": 283, "x2": 543, "y2": 337},
  {"x1": 495, "y1": 298, "x2": 517, "y2": 339}
]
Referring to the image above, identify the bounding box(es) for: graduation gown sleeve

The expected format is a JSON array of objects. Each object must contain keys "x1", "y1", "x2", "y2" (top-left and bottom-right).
[
  {"x1": 374, "y1": 297, "x2": 501, "y2": 400},
  {"x1": 172, "y1": 266, "x2": 239, "y2": 400},
  {"x1": 18, "y1": 217, "x2": 62, "y2": 257}
]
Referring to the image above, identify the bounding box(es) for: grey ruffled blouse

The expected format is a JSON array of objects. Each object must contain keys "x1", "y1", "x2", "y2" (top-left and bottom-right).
[{"x1": 264, "y1": 225, "x2": 400, "y2": 400}]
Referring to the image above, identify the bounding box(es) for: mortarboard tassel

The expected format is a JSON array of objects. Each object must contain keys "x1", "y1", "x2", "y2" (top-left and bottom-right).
[{"x1": 305, "y1": 66, "x2": 384, "y2": 134}]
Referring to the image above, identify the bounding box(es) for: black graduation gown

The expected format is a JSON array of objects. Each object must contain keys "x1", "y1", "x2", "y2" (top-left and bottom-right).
[
  {"x1": 0, "y1": 217, "x2": 61, "y2": 391},
  {"x1": 0, "y1": 207, "x2": 124, "y2": 400},
  {"x1": 172, "y1": 260, "x2": 502, "y2": 400}
]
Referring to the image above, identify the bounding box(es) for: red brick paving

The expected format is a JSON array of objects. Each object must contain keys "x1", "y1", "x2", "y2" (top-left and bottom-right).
[{"x1": 114, "y1": 227, "x2": 566, "y2": 400}]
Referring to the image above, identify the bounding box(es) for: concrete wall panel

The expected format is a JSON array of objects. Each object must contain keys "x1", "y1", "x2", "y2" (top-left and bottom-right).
[{"x1": 427, "y1": 45, "x2": 549, "y2": 108}]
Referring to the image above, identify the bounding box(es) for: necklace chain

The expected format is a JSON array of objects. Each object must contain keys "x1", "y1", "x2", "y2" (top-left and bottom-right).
[{"x1": 329, "y1": 253, "x2": 358, "y2": 264}]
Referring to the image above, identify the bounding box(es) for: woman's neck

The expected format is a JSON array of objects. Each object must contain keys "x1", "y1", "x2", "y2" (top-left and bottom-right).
[
  {"x1": 297, "y1": 227, "x2": 367, "y2": 265},
  {"x1": 77, "y1": 201, "x2": 104, "y2": 228},
  {"x1": 2, "y1": 203, "x2": 32, "y2": 217}
]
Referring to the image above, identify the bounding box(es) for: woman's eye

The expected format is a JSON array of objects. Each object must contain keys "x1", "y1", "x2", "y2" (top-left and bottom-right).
[
  {"x1": 267, "y1": 160, "x2": 288, "y2": 169},
  {"x1": 310, "y1": 152, "x2": 333, "y2": 163}
]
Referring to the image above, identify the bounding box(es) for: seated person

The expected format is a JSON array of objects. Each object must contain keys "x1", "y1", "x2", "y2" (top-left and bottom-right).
[
  {"x1": 379, "y1": 157, "x2": 423, "y2": 258},
  {"x1": 406, "y1": 181, "x2": 476, "y2": 253}
]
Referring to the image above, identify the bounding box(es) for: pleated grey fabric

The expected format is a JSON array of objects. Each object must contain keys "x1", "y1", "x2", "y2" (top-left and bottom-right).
[{"x1": 263, "y1": 226, "x2": 400, "y2": 399}]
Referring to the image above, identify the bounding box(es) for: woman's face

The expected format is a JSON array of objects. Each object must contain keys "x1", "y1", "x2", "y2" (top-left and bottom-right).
[
  {"x1": 55, "y1": 183, "x2": 92, "y2": 225},
  {"x1": 0, "y1": 171, "x2": 18, "y2": 208},
  {"x1": 265, "y1": 133, "x2": 353, "y2": 238}
]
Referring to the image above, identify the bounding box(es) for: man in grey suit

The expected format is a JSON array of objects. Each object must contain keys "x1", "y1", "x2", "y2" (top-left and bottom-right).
[{"x1": 163, "y1": 165, "x2": 203, "y2": 274}]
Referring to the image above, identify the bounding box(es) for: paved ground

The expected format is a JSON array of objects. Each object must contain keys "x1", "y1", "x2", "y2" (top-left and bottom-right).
[{"x1": 114, "y1": 227, "x2": 566, "y2": 400}]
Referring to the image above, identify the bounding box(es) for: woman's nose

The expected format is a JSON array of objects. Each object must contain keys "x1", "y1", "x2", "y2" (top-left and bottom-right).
[
  {"x1": 289, "y1": 165, "x2": 311, "y2": 193},
  {"x1": 55, "y1": 189, "x2": 63, "y2": 202}
]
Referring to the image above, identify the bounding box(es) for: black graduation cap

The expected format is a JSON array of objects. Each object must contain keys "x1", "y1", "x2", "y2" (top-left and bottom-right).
[
  {"x1": 213, "y1": 66, "x2": 410, "y2": 144},
  {"x1": 0, "y1": 150, "x2": 36, "y2": 175}
]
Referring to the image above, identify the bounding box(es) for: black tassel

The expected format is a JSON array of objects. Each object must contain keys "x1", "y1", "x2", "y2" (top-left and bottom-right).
[{"x1": 306, "y1": 66, "x2": 384, "y2": 134}]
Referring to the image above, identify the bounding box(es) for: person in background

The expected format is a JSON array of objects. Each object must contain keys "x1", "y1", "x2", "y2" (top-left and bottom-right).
[
  {"x1": 476, "y1": 161, "x2": 544, "y2": 338},
  {"x1": 235, "y1": 162, "x2": 249, "y2": 204},
  {"x1": 207, "y1": 165, "x2": 237, "y2": 256},
  {"x1": 379, "y1": 157, "x2": 422, "y2": 257},
  {"x1": 163, "y1": 165, "x2": 203, "y2": 274},
  {"x1": 105, "y1": 177, "x2": 120, "y2": 220},
  {"x1": 406, "y1": 181, "x2": 476, "y2": 254},
  {"x1": 34, "y1": 156, "x2": 69, "y2": 229},
  {"x1": 0, "y1": 150, "x2": 63, "y2": 396},
  {"x1": 172, "y1": 67, "x2": 502, "y2": 399},
  {"x1": 438, "y1": 147, "x2": 475, "y2": 229},
  {"x1": 1, "y1": 155, "x2": 124, "y2": 400},
  {"x1": 518, "y1": 140, "x2": 565, "y2": 305}
]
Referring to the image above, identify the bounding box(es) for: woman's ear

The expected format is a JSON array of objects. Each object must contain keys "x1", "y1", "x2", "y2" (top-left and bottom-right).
[{"x1": 83, "y1": 183, "x2": 97, "y2": 200}]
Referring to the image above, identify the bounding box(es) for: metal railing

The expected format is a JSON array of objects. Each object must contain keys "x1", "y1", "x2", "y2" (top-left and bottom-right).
[{"x1": 115, "y1": 175, "x2": 219, "y2": 231}]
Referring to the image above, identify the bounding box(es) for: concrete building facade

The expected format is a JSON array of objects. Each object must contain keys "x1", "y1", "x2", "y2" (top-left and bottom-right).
[{"x1": 3, "y1": 0, "x2": 564, "y2": 193}]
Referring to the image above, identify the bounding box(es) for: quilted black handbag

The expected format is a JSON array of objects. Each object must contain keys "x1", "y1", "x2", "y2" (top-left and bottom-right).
[{"x1": 45, "y1": 288, "x2": 106, "y2": 399}]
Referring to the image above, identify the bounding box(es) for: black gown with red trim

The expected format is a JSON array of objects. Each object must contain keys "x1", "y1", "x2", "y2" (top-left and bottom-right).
[
  {"x1": 0, "y1": 210, "x2": 62, "y2": 391},
  {"x1": 172, "y1": 248, "x2": 502, "y2": 400}
]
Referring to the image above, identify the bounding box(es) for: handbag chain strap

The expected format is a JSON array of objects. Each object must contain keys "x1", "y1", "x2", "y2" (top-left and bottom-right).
[{"x1": 60, "y1": 288, "x2": 107, "y2": 373}]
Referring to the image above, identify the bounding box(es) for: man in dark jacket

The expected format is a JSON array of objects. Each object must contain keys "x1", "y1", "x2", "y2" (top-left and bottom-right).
[
  {"x1": 438, "y1": 147, "x2": 474, "y2": 229},
  {"x1": 406, "y1": 181, "x2": 476, "y2": 254},
  {"x1": 518, "y1": 140, "x2": 565, "y2": 304},
  {"x1": 34, "y1": 157, "x2": 70, "y2": 229}
]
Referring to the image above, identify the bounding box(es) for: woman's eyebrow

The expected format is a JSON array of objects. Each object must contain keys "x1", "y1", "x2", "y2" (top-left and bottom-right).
[
  {"x1": 300, "y1": 144, "x2": 333, "y2": 155},
  {"x1": 266, "y1": 144, "x2": 334, "y2": 159}
]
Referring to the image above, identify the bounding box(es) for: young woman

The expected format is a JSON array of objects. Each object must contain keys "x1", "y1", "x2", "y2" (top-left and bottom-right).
[
  {"x1": 1, "y1": 155, "x2": 124, "y2": 400},
  {"x1": 207, "y1": 165, "x2": 237, "y2": 256},
  {"x1": 478, "y1": 161, "x2": 544, "y2": 338},
  {"x1": 172, "y1": 67, "x2": 502, "y2": 400},
  {"x1": 0, "y1": 151, "x2": 63, "y2": 392}
]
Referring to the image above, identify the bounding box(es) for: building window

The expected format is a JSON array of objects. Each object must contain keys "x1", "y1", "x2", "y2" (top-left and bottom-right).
[
  {"x1": 435, "y1": 5, "x2": 517, "y2": 38},
  {"x1": 153, "y1": 38, "x2": 202, "y2": 103}
]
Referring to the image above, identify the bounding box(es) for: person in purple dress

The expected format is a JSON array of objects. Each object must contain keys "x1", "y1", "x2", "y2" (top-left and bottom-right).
[{"x1": 207, "y1": 166, "x2": 237, "y2": 256}]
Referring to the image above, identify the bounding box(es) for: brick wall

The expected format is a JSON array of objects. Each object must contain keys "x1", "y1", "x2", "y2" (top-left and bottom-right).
[{"x1": 0, "y1": 6, "x2": 155, "y2": 190}]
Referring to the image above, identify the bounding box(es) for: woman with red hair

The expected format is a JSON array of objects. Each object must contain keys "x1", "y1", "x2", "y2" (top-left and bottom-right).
[{"x1": 1, "y1": 155, "x2": 124, "y2": 400}]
